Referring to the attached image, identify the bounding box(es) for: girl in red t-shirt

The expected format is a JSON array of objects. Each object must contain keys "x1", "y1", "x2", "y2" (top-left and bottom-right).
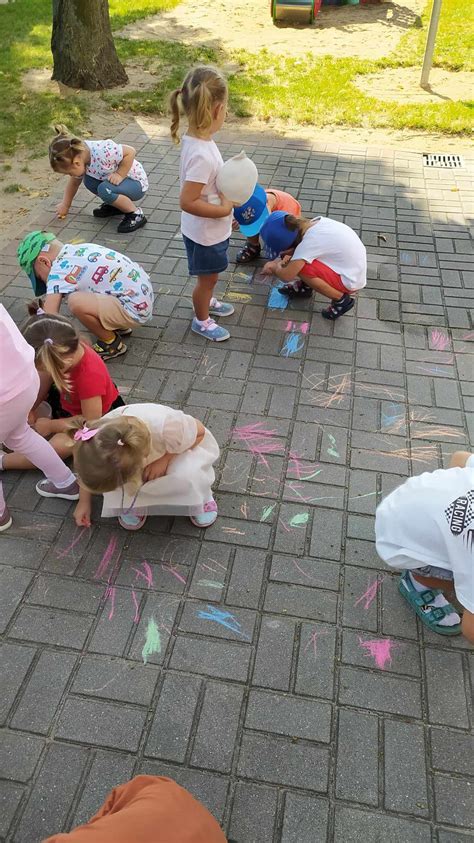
[{"x1": 1, "y1": 306, "x2": 124, "y2": 473}]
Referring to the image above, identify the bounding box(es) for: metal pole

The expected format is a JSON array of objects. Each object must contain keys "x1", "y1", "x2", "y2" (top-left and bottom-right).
[{"x1": 420, "y1": 0, "x2": 443, "y2": 87}]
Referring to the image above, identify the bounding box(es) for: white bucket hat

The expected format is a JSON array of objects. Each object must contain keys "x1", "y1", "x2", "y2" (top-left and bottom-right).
[{"x1": 216, "y1": 150, "x2": 258, "y2": 205}]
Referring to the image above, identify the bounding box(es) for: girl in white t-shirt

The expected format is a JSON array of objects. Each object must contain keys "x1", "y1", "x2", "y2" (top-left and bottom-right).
[
  {"x1": 170, "y1": 66, "x2": 235, "y2": 342},
  {"x1": 260, "y1": 212, "x2": 367, "y2": 320},
  {"x1": 376, "y1": 451, "x2": 474, "y2": 643},
  {"x1": 49, "y1": 125, "x2": 148, "y2": 234},
  {"x1": 69, "y1": 403, "x2": 220, "y2": 532}
]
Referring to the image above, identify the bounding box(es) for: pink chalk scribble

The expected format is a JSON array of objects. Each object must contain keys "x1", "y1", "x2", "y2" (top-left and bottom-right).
[
  {"x1": 430, "y1": 329, "x2": 450, "y2": 352},
  {"x1": 304, "y1": 629, "x2": 328, "y2": 661},
  {"x1": 131, "y1": 589, "x2": 141, "y2": 623},
  {"x1": 233, "y1": 422, "x2": 285, "y2": 467},
  {"x1": 358, "y1": 636, "x2": 396, "y2": 670},
  {"x1": 56, "y1": 526, "x2": 88, "y2": 559},
  {"x1": 285, "y1": 320, "x2": 309, "y2": 334},
  {"x1": 104, "y1": 585, "x2": 116, "y2": 621},
  {"x1": 132, "y1": 560, "x2": 154, "y2": 589},
  {"x1": 354, "y1": 576, "x2": 385, "y2": 610},
  {"x1": 162, "y1": 563, "x2": 187, "y2": 585},
  {"x1": 94, "y1": 536, "x2": 118, "y2": 580}
]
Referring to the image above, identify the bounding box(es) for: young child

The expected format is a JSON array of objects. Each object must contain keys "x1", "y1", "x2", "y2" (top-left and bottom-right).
[
  {"x1": 0, "y1": 305, "x2": 79, "y2": 530},
  {"x1": 234, "y1": 185, "x2": 302, "y2": 263},
  {"x1": 1, "y1": 309, "x2": 124, "y2": 474},
  {"x1": 375, "y1": 451, "x2": 474, "y2": 643},
  {"x1": 260, "y1": 212, "x2": 367, "y2": 319},
  {"x1": 17, "y1": 231, "x2": 154, "y2": 360},
  {"x1": 170, "y1": 65, "x2": 235, "y2": 342},
  {"x1": 69, "y1": 403, "x2": 220, "y2": 532},
  {"x1": 49, "y1": 125, "x2": 148, "y2": 233}
]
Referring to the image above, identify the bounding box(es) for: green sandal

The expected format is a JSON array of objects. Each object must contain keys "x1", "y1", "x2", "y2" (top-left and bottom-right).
[{"x1": 398, "y1": 572, "x2": 461, "y2": 636}]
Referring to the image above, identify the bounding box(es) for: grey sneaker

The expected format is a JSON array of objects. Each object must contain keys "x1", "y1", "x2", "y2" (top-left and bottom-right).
[
  {"x1": 0, "y1": 506, "x2": 12, "y2": 532},
  {"x1": 36, "y1": 478, "x2": 80, "y2": 500}
]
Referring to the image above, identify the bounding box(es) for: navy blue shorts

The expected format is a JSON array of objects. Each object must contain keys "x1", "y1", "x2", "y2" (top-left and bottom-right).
[{"x1": 183, "y1": 235, "x2": 229, "y2": 276}]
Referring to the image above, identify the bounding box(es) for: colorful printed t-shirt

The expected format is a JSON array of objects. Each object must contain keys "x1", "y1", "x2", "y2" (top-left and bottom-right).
[
  {"x1": 85, "y1": 140, "x2": 149, "y2": 192},
  {"x1": 46, "y1": 243, "x2": 154, "y2": 325}
]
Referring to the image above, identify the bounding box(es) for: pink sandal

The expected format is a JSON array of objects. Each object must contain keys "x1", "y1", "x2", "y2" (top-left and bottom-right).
[{"x1": 190, "y1": 499, "x2": 218, "y2": 527}]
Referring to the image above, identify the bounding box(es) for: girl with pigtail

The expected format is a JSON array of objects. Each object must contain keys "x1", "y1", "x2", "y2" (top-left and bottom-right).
[
  {"x1": 49, "y1": 124, "x2": 148, "y2": 234},
  {"x1": 68, "y1": 403, "x2": 220, "y2": 532},
  {"x1": 0, "y1": 305, "x2": 124, "y2": 474},
  {"x1": 170, "y1": 65, "x2": 235, "y2": 342}
]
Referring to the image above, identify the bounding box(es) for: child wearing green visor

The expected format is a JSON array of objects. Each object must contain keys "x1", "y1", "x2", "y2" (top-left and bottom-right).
[{"x1": 17, "y1": 231, "x2": 154, "y2": 361}]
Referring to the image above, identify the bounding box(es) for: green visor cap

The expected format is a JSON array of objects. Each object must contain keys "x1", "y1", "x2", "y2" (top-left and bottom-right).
[{"x1": 17, "y1": 230, "x2": 56, "y2": 296}]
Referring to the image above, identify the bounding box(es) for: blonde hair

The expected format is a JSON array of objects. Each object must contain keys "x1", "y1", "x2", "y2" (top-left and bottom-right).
[
  {"x1": 49, "y1": 124, "x2": 87, "y2": 173},
  {"x1": 23, "y1": 303, "x2": 80, "y2": 394},
  {"x1": 67, "y1": 416, "x2": 151, "y2": 494},
  {"x1": 169, "y1": 65, "x2": 228, "y2": 144}
]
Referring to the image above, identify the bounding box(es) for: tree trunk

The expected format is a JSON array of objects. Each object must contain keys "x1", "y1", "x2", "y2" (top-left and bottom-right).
[{"x1": 51, "y1": 0, "x2": 128, "y2": 90}]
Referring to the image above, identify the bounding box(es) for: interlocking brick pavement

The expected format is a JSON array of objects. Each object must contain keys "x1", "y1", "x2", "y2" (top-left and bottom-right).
[{"x1": 0, "y1": 125, "x2": 473, "y2": 842}]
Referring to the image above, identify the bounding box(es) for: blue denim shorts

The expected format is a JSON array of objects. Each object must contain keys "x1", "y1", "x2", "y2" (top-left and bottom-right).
[{"x1": 183, "y1": 235, "x2": 229, "y2": 276}]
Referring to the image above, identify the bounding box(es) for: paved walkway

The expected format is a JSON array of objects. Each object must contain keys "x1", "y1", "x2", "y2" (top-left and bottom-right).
[{"x1": 0, "y1": 126, "x2": 473, "y2": 843}]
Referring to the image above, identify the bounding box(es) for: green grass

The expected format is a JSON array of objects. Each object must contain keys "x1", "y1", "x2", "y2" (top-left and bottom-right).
[{"x1": 0, "y1": 0, "x2": 472, "y2": 154}]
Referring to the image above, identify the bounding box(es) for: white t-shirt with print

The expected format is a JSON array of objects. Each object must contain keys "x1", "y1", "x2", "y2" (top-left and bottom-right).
[
  {"x1": 375, "y1": 456, "x2": 474, "y2": 612},
  {"x1": 84, "y1": 140, "x2": 149, "y2": 192},
  {"x1": 46, "y1": 243, "x2": 154, "y2": 325},
  {"x1": 179, "y1": 135, "x2": 232, "y2": 247},
  {"x1": 292, "y1": 217, "x2": 367, "y2": 291}
]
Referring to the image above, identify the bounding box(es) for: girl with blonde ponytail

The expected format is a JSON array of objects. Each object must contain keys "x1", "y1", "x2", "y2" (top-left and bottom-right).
[
  {"x1": 169, "y1": 66, "x2": 235, "y2": 343},
  {"x1": 0, "y1": 307, "x2": 124, "y2": 474},
  {"x1": 69, "y1": 403, "x2": 220, "y2": 532}
]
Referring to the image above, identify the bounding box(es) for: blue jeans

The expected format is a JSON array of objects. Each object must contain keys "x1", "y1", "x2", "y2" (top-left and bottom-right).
[{"x1": 83, "y1": 174, "x2": 144, "y2": 205}]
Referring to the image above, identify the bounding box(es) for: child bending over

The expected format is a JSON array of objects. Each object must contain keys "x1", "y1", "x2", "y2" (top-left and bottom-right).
[
  {"x1": 17, "y1": 231, "x2": 154, "y2": 361},
  {"x1": 170, "y1": 66, "x2": 235, "y2": 342},
  {"x1": 49, "y1": 124, "x2": 148, "y2": 233},
  {"x1": 1, "y1": 308, "x2": 124, "y2": 474},
  {"x1": 234, "y1": 186, "x2": 301, "y2": 263},
  {"x1": 260, "y1": 211, "x2": 367, "y2": 319},
  {"x1": 376, "y1": 451, "x2": 474, "y2": 643},
  {"x1": 70, "y1": 403, "x2": 220, "y2": 532}
]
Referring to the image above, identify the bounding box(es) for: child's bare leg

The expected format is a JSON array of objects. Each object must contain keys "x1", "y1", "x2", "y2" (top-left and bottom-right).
[
  {"x1": 193, "y1": 274, "x2": 218, "y2": 321},
  {"x1": 108, "y1": 195, "x2": 136, "y2": 214},
  {"x1": 298, "y1": 274, "x2": 344, "y2": 301},
  {"x1": 411, "y1": 572, "x2": 456, "y2": 600},
  {"x1": 2, "y1": 433, "x2": 72, "y2": 471},
  {"x1": 449, "y1": 451, "x2": 472, "y2": 469},
  {"x1": 68, "y1": 292, "x2": 115, "y2": 342}
]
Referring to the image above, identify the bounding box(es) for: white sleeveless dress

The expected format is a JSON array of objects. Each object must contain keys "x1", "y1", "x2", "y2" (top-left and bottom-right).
[{"x1": 99, "y1": 403, "x2": 219, "y2": 518}]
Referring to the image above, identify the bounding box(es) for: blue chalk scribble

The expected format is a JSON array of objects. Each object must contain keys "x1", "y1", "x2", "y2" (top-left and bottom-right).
[
  {"x1": 197, "y1": 605, "x2": 249, "y2": 638},
  {"x1": 281, "y1": 332, "x2": 304, "y2": 357},
  {"x1": 267, "y1": 286, "x2": 289, "y2": 310}
]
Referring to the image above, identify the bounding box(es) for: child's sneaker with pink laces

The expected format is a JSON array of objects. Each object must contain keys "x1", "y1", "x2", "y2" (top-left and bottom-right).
[
  {"x1": 190, "y1": 499, "x2": 218, "y2": 527},
  {"x1": 191, "y1": 317, "x2": 229, "y2": 342}
]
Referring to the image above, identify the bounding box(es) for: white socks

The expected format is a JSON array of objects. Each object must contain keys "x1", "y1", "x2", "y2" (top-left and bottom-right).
[{"x1": 408, "y1": 571, "x2": 460, "y2": 627}]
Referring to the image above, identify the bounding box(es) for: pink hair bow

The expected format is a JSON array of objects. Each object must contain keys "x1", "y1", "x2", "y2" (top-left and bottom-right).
[{"x1": 74, "y1": 425, "x2": 99, "y2": 442}]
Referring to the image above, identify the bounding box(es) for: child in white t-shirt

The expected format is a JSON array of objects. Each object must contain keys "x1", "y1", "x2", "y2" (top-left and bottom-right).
[
  {"x1": 169, "y1": 66, "x2": 235, "y2": 342},
  {"x1": 49, "y1": 125, "x2": 148, "y2": 234},
  {"x1": 375, "y1": 451, "x2": 474, "y2": 643},
  {"x1": 17, "y1": 231, "x2": 154, "y2": 361},
  {"x1": 260, "y1": 212, "x2": 367, "y2": 320}
]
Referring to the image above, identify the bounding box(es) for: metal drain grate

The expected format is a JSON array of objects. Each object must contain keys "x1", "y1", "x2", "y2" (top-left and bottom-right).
[{"x1": 423, "y1": 153, "x2": 464, "y2": 168}]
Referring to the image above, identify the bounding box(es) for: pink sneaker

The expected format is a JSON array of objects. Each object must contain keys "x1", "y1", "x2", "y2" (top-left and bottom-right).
[
  {"x1": 36, "y1": 478, "x2": 79, "y2": 500},
  {"x1": 0, "y1": 506, "x2": 12, "y2": 532},
  {"x1": 118, "y1": 512, "x2": 147, "y2": 531},
  {"x1": 190, "y1": 499, "x2": 218, "y2": 527}
]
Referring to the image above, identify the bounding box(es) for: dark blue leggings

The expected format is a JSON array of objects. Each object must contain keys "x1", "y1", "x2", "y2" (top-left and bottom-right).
[{"x1": 83, "y1": 174, "x2": 144, "y2": 205}]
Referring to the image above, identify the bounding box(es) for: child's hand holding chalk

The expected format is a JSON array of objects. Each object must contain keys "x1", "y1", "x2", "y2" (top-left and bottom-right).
[{"x1": 56, "y1": 201, "x2": 70, "y2": 219}]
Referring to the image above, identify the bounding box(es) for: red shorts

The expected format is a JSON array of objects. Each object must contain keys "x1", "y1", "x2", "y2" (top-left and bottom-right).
[{"x1": 299, "y1": 259, "x2": 349, "y2": 294}]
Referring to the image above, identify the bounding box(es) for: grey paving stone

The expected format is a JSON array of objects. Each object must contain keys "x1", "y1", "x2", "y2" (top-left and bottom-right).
[
  {"x1": 228, "y1": 781, "x2": 278, "y2": 843},
  {"x1": 295, "y1": 622, "x2": 337, "y2": 699},
  {"x1": 339, "y1": 666, "x2": 422, "y2": 717},
  {"x1": 342, "y1": 566, "x2": 379, "y2": 632},
  {"x1": 270, "y1": 554, "x2": 340, "y2": 591},
  {"x1": 179, "y1": 600, "x2": 256, "y2": 642},
  {"x1": 0, "y1": 730, "x2": 44, "y2": 782},
  {"x1": 72, "y1": 749, "x2": 136, "y2": 827},
  {"x1": 191, "y1": 680, "x2": 244, "y2": 772},
  {"x1": 27, "y1": 574, "x2": 103, "y2": 614},
  {"x1": 226, "y1": 548, "x2": 267, "y2": 609},
  {"x1": 430, "y1": 727, "x2": 474, "y2": 777},
  {"x1": 281, "y1": 792, "x2": 329, "y2": 843},
  {"x1": 434, "y1": 775, "x2": 474, "y2": 828},
  {"x1": 0, "y1": 779, "x2": 24, "y2": 838},
  {"x1": 0, "y1": 642, "x2": 36, "y2": 725},
  {"x1": 245, "y1": 689, "x2": 331, "y2": 742},
  {"x1": 384, "y1": 720, "x2": 429, "y2": 816},
  {"x1": 252, "y1": 616, "x2": 295, "y2": 691},
  {"x1": 146, "y1": 673, "x2": 201, "y2": 762},
  {"x1": 72, "y1": 655, "x2": 159, "y2": 705},
  {"x1": 14, "y1": 742, "x2": 88, "y2": 843},
  {"x1": 0, "y1": 566, "x2": 34, "y2": 633},
  {"x1": 341, "y1": 629, "x2": 420, "y2": 677},
  {"x1": 0, "y1": 536, "x2": 48, "y2": 569},
  {"x1": 170, "y1": 634, "x2": 251, "y2": 682},
  {"x1": 264, "y1": 582, "x2": 338, "y2": 623},
  {"x1": 425, "y1": 649, "x2": 470, "y2": 727},
  {"x1": 56, "y1": 697, "x2": 147, "y2": 752},
  {"x1": 140, "y1": 759, "x2": 229, "y2": 822},
  {"x1": 333, "y1": 806, "x2": 431, "y2": 842},
  {"x1": 336, "y1": 708, "x2": 379, "y2": 805},
  {"x1": 9, "y1": 606, "x2": 93, "y2": 649},
  {"x1": 237, "y1": 732, "x2": 329, "y2": 791}
]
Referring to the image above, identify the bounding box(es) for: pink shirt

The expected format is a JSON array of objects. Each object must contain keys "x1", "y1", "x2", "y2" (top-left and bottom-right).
[{"x1": 0, "y1": 304, "x2": 36, "y2": 402}]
